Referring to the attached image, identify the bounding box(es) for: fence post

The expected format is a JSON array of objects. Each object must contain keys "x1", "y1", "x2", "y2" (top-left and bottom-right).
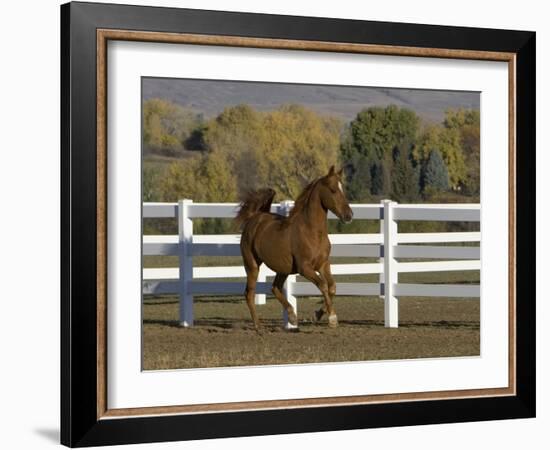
[
  {"x1": 382, "y1": 200, "x2": 399, "y2": 328},
  {"x1": 280, "y1": 200, "x2": 298, "y2": 330},
  {"x1": 178, "y1": 199, "x2": 193, "y2": 327},
  {"x1": 255, "y1": 266, "x2": 266, "y2": 305}
]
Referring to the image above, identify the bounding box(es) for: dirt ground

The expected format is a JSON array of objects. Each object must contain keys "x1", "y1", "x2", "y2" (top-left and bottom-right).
[{"x1": 142, "y1": 293, "x2": 480, "y2": 370}]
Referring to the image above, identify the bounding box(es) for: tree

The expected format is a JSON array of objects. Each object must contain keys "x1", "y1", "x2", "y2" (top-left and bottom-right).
[
  {"x1": 159, "y1": 152, "x2": 237, "y2": 203},
  {"x1": 391, "y1": 144, "x2": 419, "y2": 202},
  {"x1": 421, "y1": 149, "x2": 449, "y2": 192},
  {"x1": 443, "y1": 108, "x2": 480, "y2": 129},
  {"x1": 370, "y1": 154, "x2": 392, "y2": 196},
  {"x1": 341, "y1": 105, "x2": 420, "y2": 198},
  {"x1": 158, "y1": 156, "x2": 200, "y2": 202},
  {"x1": 158, "y1": 152, "x2": 239, "y2": 234},
  {"x1": 203, "y1": 103, "x2": 341, "y2": 200},
  {"x1": 143, "y1": 98, "x2": 203, "y2": 156},
  {"x1": 345, "y1": 105, "x2": 419, "y2": 162},
  {"x1": 196, "y1": 151, "x2": 239, "y2": 203},
  {"x1": 142, "y1": 164, "x2": 162, "y2": 202},
  {"x1": 413, "y1": 124, "x2": 466, "y2": 189},
  {"x1": 258, "y1": 104, "x2": 341, "y2": 198},
  {"x1": 202, "y1": 104, "x2": 263, "y2": 158},
  {"x1": 444, "y1": 109, "x2": 480, "y2": 196},
  {"x1": 344, "y1": 154, "x2": 372, "y2": 202}
]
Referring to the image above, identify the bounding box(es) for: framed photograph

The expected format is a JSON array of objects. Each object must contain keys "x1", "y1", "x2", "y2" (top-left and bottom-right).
[{"x1": 61, "y1": 1, "x2": 535, "y2": 447}]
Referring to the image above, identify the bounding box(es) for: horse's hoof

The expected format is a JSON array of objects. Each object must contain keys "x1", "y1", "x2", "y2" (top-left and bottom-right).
[
  {"x1": 288, "y1": 309, "x2": 298, "y2": 326},
  {"x1": 313, "y1": 308, "x2": 324, "y2": 323},
  {"x1": 328, "y1": 314, "x2": 338, "y2": 328}
]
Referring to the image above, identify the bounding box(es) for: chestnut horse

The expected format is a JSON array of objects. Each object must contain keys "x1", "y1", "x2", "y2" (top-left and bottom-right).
[{"x1": 235, "y1": 166, "x2": 353, "y2": 331}]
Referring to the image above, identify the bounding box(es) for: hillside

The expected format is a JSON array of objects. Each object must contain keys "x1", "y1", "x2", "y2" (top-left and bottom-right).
[{"x1": 142, "y1": 77, "x2": 480, "y2": 123}]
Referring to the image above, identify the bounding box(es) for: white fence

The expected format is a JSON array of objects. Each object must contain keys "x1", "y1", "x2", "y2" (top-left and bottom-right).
[{"x1": 143, "y1": 200, "x2": 480, "y2": 328}]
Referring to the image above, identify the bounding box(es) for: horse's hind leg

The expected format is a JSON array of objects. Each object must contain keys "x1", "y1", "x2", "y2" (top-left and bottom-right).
[
  {"x1": 271, "y1": 273, "x2": 297, "y2": 327},
  {"x1": 243, "y1": 251, "x2": 261, "y2": 332}
]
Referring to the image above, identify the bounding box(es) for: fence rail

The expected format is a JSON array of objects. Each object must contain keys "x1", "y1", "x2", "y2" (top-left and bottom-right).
[{"x1": 143, "y1": 200, "x2": 480, "y2": 328}]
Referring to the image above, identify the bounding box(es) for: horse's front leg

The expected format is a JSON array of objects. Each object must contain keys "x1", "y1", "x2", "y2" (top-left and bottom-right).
[
  {"x1": 313, "y1": 262, "x2": 337, "y2": 327},
  {"x1": 299, "y1": 263, "x2": 338, "y2": 328}
]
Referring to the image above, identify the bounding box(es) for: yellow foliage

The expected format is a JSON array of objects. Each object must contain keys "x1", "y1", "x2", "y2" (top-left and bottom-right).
[
  {"x1": 414, "y1": 124, "x2": 466, "y2": 189},
  {"x1": 203, "y1": 103, "x2": 341, "y2": 200},
  {"x1": 159, "y1": 152, "x2": 238, "y2": 203},
  {"x1": 143, "y1": 98, "x2": 202, "y2": 155}
]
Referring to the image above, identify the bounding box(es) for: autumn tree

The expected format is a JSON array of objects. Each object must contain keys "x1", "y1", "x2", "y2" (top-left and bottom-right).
[
  {"x1": 444, "y1": 109, "x2": 480, "y2": 195},
  {"x1": 413, "y1": 108, "x2": 479, "y2": 192},
  {"x1": 203, "y1": 104, "x2": 341, "y2": 200},
  {"x1": 142, "y1": 164, "x2": 162, "y2": 202},
  {"x1": 159, "y1": 152, "x2": 237, "y2": 203},
  {"x1": 443, "y1": 108, "x2": 480, "y2": 130},
  {"x1": 157, "y1": 152, "x2": 239, "y2": 233},
  {"x1": 143, "y1": 98, "x2": 203, "y2": 156},
  {"x1": 202, "y1": 104, "x2": 263, "y2": 158},
  {"x1": 413, "y1": 124, "x2": 466, "y2": 189},
  {"x1": 258, "y1": 104, "x2": 341, "y2": 198}
]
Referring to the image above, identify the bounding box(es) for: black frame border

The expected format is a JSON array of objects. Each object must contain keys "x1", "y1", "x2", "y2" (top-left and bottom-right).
[{"x1": 61, "y1": 2, "x2": 535, "y2": 447}]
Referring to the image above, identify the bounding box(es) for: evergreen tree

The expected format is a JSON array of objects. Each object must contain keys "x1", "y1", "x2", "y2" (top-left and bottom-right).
[
  {"x1": 421, "y1": 149, "x2": 449, "y2": 192},
  {"x1": 341, "y1": 105, "x2": 420, "y2": 197},
  {"x1": 391, "y1": 145, "x2": 419, "y2": 202},
  {"x1": 414, "y1": 125, "x2": 464, "y2": 188},
  {"x1": 344, "y1": 154, "x2": 372, "y2": 202},
  {"x1": 370, "y1": 153, "x2": 392, "y2": 196}
]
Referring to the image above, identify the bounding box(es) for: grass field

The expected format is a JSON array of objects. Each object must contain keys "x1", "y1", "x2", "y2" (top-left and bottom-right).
[{"x1": 142, "y1": 260, "x2": 480, "y2": 370}]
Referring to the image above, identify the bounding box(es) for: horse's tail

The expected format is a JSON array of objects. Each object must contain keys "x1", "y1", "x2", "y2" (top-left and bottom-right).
[{"x1": 235, "y1": 188, "x2": 276, "y2": 227}]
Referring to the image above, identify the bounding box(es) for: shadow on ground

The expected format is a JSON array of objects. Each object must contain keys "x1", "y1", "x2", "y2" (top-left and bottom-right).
[
  {"x1": 144, "y1": 317, "x2": 479, "y2": 332},
  {"x1": 34, "y1": 428, "x2": 59, "y2": 444}
]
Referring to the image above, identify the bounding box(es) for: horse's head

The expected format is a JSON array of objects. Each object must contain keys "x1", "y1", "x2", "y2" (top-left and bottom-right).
[{"x1": 319, "y1": 166, "x2": 353, "y2": 224}]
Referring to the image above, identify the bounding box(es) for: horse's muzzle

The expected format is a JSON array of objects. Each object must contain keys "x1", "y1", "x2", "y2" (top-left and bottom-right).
[{"x1": 341, "y1": 209, "x2": 354, "y2": 224}]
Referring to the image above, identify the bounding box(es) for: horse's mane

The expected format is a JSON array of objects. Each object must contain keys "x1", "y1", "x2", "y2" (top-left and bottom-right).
[
  {"x1": 235, "y1": 177, "x2": 325, "y2": 227},
  {"x1": 287, "y1": 177, "x2": 323, "y2": 221}
]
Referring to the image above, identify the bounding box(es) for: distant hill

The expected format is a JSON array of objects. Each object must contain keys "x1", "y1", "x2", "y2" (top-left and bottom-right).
[{"x1": 142, "y1": 77, "x2": 480, "y2": 124}]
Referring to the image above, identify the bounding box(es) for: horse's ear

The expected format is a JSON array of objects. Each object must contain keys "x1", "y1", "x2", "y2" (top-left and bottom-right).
[
  {"x1": 337, "y1": 167, "x2": 344, "y2": 177},
  {"x1": 328, "y1": 165, "x2": 335, "y2": 176}
]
